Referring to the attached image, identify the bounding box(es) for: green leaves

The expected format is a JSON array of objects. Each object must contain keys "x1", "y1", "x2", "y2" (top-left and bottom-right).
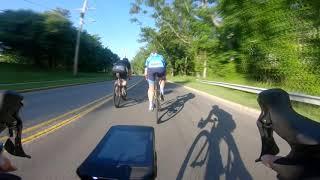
[
  {"x1": 0, "y1": 9, "x2": 119, "y2": 72},
  {"x1": 132, "y1": 0, "x2": 320, "y2": 94},
  {"x1": 130, "y1": 3, "x2": 141, "y2": 14}
]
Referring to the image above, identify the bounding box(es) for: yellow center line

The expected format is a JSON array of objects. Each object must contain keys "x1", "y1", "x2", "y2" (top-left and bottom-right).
[
  {"x1": 21, "y1": 79, "x2": 143, "y2": 144},
  {"x1": 22, "y1": 95, "x2": 107, "y2": 133},
  {"x1": 22, "y1": 99, "x2": 105, "y2": 143},
  {"x1": 0, "y1": 90, "x2": 109, "y2": 142}
]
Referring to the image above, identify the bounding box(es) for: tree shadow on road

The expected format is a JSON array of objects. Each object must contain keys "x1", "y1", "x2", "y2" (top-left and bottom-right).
[
  {"x1": 176, "y1": 105, "x2": 253, "y2": 180},
  {"x1": 157, "y1": 93, "x2": 195, "y2": 124}
]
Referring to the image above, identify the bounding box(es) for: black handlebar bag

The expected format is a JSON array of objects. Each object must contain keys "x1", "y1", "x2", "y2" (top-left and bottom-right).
[{"x1": 77, "y1": 125, "x2": 157, "y2": 180}]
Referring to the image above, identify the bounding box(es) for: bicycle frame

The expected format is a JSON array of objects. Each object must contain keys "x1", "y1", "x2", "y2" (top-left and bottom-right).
[
  {"x1": 113, "y1": 73, "x2": 122, "y2": 108},
  {"x1": 154, "y1": 75, "x2": 161, "y2": 122},
  {"x1": 116, "y1": 73, "x2": 122, "y2": 87}
]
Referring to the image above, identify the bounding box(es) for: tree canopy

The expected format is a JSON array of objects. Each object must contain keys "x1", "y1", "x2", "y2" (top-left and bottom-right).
[
  {"x1": 131, "y1": 0, "x2": 320, "y2": 95},
  {"x1": 0, "y1": 9, "x2": 119, "y2": 72}
]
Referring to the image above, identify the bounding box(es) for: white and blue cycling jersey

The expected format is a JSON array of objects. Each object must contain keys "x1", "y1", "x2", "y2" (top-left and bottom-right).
[{"x1": 145, "y1": 53, "x2": 166, "y2": 68}]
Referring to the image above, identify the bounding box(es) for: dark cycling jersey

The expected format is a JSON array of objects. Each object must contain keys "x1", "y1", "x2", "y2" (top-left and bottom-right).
[
  {"x1": 114, "y1": 58, "x2": 131, "y2": 72},
  {"x1": 112, "y1": 58, "x2": 131, "y2": 79}
]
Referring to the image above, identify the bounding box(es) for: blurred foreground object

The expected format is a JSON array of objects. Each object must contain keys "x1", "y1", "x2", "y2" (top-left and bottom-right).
[
  {"x1": 256, "y1": 89, "x2": 320, "y2": 179},
  {"x1": 0, "y1": 91, "x2": 31, "y2": 158}
]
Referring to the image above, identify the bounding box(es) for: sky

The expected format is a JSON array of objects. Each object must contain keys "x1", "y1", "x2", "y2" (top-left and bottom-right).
[{"x1": 1, "y1": 0, "x2": 155, "y2": 60}]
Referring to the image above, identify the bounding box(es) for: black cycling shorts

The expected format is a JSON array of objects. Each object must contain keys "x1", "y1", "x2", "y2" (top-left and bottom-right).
[
  {"x1": 114, "y1": 72, "x2": 128, "y2": 80},
  {"x1": 147, "y1": 67, "x2": 166, "y2": 85}
]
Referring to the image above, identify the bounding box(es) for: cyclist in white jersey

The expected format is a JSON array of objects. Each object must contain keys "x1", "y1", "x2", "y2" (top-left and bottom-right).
[{"x1": 144, "y1": 50, "x2": 167, "y2": 111}]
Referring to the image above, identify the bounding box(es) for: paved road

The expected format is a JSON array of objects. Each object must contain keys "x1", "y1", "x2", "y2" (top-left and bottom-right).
[
  {"x1": 11, "y1": 80, "x2": 289, "y2": 180},
  {"x1": 19, "y1": 76, "x2": 141, "y2": 128}
]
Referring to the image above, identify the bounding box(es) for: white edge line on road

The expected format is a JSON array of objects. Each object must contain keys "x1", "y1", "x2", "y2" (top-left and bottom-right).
[{"x1": 168, "y1": 80, "x2": 260, "y2": 118}]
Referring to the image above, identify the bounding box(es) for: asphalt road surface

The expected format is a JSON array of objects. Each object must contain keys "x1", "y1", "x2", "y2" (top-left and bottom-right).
[
  {"x1": 11, "y1": 80, "x2": 290, "y2": 180},
  {"x1": 20, "y1": 76, "x2": 141, "y2": 128}
]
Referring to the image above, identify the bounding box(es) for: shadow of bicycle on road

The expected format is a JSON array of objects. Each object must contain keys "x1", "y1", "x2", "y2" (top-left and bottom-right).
[
  {"x1": 120, "y1": 86, "x2": 173, "y2": 109},
  {"x1": 176, "y1": 105, "x2": 253, "y2": 180},
  {"x1": 157, "y1": 93, "x2": 195, "y2": 124},
  {"x1": 120, "y1": 96, "x2": 148, "y2": 108}
]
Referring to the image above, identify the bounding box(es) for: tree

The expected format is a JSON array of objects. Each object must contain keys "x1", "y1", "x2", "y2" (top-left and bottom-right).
[
  {"x1": 131, "y1": 0, "x2": 320, "y2": 95},
  {"x1": 0, "y1": 9, "x2": 119, "y2": 73},
  {"x1": 0, "y1": 10, "x2": 45, "y2": 65}
]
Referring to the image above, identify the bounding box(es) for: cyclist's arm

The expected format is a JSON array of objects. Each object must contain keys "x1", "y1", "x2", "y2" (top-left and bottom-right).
[
  {"x1": 126, "y1": 61, "x2": 132, "y2": 77},
  {"x1": 128, "y1": 69, "x2": 132, "y2": 79},
  {"x1": 161, "y1": 55, "x2": 167, "y2": 68},
  {"x1": 144, "y1": 68, "x2": 148, "y2": 79},
  {"x1": 127, "y1": 60, "x2": 131, "y2": 71},
  {"x1": 144, "y1": 57, "x2": 150, "y2": 78}
]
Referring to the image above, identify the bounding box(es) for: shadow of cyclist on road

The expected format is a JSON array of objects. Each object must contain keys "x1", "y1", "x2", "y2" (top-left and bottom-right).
[
  {"x1": 157, "y1": 93, "x2": 195, "y2": 124},
  {"x1": 176, "y1": 105, "x2": 253, "y2": 180}
]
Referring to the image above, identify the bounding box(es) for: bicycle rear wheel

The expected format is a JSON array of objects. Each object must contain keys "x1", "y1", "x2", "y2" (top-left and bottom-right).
[
  {"x1": 154, "y1": 79, "x2": 161, "y2": 122},
  {"x1": 154, "y1": 90, "x2": 159, "y2": 122},
  {"x1": 113, "y1": 81, "x2": 121, "y2": 108}
]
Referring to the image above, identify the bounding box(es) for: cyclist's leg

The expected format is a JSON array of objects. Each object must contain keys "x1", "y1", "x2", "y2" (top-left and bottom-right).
[
  {"x1": 147, "y1": 68, "x2": 156, "y2": 110},
  {"x1": 119, "y1": 73, "x2": 128, "y2": 96},
  {"x1": 158, "y1": 68, "x2": 166, "y2": 100},
  {"x1": 120, "y1": 72, "x2": 128, "y2": 87},
  {"x1": 113, "y1": 73, "x2": 120, "y2": 96}
]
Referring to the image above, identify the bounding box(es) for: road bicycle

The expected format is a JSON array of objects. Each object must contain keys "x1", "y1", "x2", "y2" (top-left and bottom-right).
[{"x1": 113, "y1": 73, "x2": 127, "y2": 108}]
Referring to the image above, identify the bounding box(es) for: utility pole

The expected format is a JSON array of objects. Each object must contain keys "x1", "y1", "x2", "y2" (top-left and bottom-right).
[{"x1": 73, "y1": 0, "x2": 88, "y2": 76}]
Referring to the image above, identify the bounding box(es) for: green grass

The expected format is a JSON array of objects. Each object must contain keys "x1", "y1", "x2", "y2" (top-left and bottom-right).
[
  {"x1": 169, "y1": 76, "x2": 320, "y2": 122},
  {"x1": 204, "y1": 70, "x2": 320, "y2": 96},
  {"x1": 0, "y1": 63, "x2": 112, "y2": 91}
]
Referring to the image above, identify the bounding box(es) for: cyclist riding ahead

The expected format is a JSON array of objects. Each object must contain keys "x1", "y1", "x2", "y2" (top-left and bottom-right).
[
  {"x1": 144, "y1": 49, "x2": 167, "y2": 111},
  {"x1": 112, "y1": 57, "x2": 132, "y2": 96}
]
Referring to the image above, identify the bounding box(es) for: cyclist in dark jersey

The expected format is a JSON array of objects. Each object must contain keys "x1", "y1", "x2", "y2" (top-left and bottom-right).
[{"x1": 112, "y1": 58, "x2": 132, "y2": 89}]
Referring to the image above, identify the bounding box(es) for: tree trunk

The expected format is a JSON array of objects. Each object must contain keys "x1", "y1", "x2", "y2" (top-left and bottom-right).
[
  {"x1": 184, "y1": 57, "x2": 187, "y2": 76},
  {"x1": 53, "y1": 58, "x2": 56, "y2": 69},
  {"x1": 33, "y1": 56, "x2": 42, "y2": 68},
  {"x1": 48, "y1": 57, "x2": 53, "y2": 69},
  {"x1": 203, "y1": 58, "x2": 207, "y2": 78}
]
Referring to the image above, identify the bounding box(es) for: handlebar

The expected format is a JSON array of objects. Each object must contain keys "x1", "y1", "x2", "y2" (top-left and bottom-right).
[{"x1": 256, "y1": 89, "x2": 320, "y2": 179}]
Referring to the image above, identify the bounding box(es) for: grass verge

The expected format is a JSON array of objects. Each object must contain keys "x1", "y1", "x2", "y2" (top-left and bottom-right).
[
  {"x1": 169, "y1": 76, "x2": 320, "y2": 122},
  {"x1": 0, "y1": 63, "x2": 112, "y2": 91},
  {"x1": 205, "y1": 70, "x2": 320, "y2": 96}
]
